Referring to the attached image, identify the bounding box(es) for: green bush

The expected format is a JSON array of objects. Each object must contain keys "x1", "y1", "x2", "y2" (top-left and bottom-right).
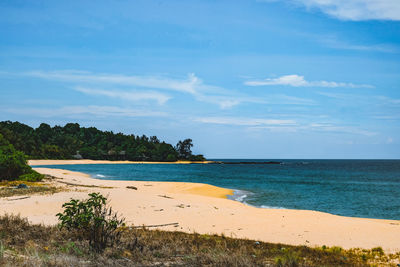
[
  {"x1": 0, "y1": 133, "x2": 39, "y2": 181},
  {"x1": 166, "y1": 153, "x2": 177, "y2": 162},
  {"x1": 57, "y1": 193, "x2": 125, "y2": 252},
  {"x1": 189, "y1": 154, "x2": 206, "y2": 161},
  {"x1": 18, "y1": 170, "x2": 44, "y2": 182}
]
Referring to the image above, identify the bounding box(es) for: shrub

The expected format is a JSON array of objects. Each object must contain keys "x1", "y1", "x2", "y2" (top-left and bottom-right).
[
  {"x1": 166, "y1": 153, "x2": 177, "y2": 162},
  {"x1": 274, "y1": 248, "x2": 301, "y2": 267},
  {"x1": 0, "y1": 133, "x2": 39, "y2": 181},
  {"x1": 18, "y1": 170, "x2": 44, "y2": 182},
  {"x1": 57, "y1": 193, "x2": 125, "y2": 252},
  {"x1": 189, "y1": 154, "x2": 206, "y2": 161}
]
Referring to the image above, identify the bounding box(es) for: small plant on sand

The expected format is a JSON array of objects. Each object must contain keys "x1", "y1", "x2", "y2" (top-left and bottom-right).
[
  {"x1": 57, "y1": 192, "x2": 125, "y2": 252},
  {"x1": 274, "y1": 248, "x2": 301, "y2": 267},
  {"x1": 0, "y1": 240, "x2": 4, "y2": 261}
]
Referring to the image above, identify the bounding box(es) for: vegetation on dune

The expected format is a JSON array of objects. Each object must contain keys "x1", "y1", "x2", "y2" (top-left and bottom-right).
[
  {"x1": 1, "y1": 193, "x2": 399, "y2": 266},
  {"x1": 57, "y1": 193, "x2": 125, "y2": 253},
  {"x1": 0, "y1": 133, "x2": 44, "y2": 182},
  {"x1": 0, "y1": 120, "x2": 205, "y2": 162},
  {"x1": 0, "y1": 176, "x2": 64, "y2": 198},
  {"x1": 0, "y1": 184, "x2": 60, "y2": 198}
]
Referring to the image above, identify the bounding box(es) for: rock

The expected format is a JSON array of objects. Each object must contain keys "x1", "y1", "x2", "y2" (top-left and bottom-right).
[
  {"x1": 17, "y1": 183, "x2": 29, "y2": 189},
  {"x1": 126, "y1": 186, "x2": 137, "y2": 190}
]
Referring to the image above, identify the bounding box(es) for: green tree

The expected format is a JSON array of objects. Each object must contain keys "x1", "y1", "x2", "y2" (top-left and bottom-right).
[
  {"x1": 36, "y1": 123, "x2": 52, "y2": 144},
  {"x1": 0, "y1": 121, "x2": 206, "y2": 162},
  {"x1": 175, "y1": 139, "x2": 193, "y2": 160}
]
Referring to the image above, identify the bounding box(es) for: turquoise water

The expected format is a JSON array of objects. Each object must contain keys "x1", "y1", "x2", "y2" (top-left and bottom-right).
[{"x1": 35, "y1": 159, "x2": 400, "y2": 220}]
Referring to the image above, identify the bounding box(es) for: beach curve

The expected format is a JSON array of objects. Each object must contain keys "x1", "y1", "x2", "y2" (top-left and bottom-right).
[{"x1": 1, "y1": 162, "x2": 399, "y2": 253}]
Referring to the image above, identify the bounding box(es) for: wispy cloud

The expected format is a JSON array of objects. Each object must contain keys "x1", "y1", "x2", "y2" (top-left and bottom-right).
[
  {"x1": 320, "y1": 36, "x2": 400, "y2": 53},
  {"x1": 25, "y1": 70, "x2": 199, "y2": 94},
  {"x1": 245, "y1": 74, "x2": 373, "y2": 88},
  {"x1": 195, "y1": 116, "x2": 376, "y2": 136},
  {"x1": 318, "y1": 92, "x2": 400, "y2": 105},
  {"x1": 4, "y1": 105, "x2": 167, "y2": 118},
  {"x1": 376, "y1": 96, "x2": 400, "y2": 105},
  {"x1": 19, "y1": 70, "x2": 318, "y2": 109},
  {"x1": 195, "y1": 116, "x2": 297, "y2": 126},
  {"x1": 275, "y1": 0, "x2": 400, "y2": 21},
  {"x1": 23, "y1": 70, "x2": 257, "y2": 109},
  {"x1": 307, "y1": 123, "x2": 377, "y2": 136},
  {"x1": 74, "y1": 87, "x2": 171, "y2": 105}
]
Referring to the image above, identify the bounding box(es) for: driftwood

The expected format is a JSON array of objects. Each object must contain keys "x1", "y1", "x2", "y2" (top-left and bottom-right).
[
  {"x1": 126, "y1": 186, "x2": 137, "y2": 190},
  {"x1": 7, "y1": 196, "x2": 31, "y2": 201},
  {"x1": 158, "y1": 194, "x2": 173, "y2": 199},
  {"x1": 132, "y1": 222, "x2": 179, "y2": 229}
]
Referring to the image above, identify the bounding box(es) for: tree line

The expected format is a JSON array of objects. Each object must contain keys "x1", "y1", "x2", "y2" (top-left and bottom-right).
[{"x1": 0, "y1": 121, "x2": 205, "y2": 162}]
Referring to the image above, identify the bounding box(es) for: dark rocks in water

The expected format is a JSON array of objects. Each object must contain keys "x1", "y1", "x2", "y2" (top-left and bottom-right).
[{"x1": 16, "y1": 183, "x2": 29, "y2": 189}]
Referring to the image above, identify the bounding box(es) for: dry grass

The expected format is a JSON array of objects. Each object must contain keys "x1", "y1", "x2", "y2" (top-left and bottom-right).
[
  {"x1": 0, "y1": 180, "x2": 63, "y2": 198},
  {"x1": 1, "y1": 214, "x2": 399, "y2": 266}
]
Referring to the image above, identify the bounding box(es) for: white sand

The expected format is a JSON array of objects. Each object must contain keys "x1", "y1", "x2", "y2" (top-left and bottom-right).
[{"x1": 1, "y1": 165, "x2": 399, "y2": 253}]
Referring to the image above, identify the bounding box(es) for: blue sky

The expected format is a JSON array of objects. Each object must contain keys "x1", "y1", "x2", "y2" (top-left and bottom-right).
[{"x1": 1, "y1": 0, "x2": 399, "y2": 159}]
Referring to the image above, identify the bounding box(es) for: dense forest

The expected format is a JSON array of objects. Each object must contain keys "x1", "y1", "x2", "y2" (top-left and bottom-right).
[{"x1": 0, "y1": 121, "x2": 205, "y2": 162}]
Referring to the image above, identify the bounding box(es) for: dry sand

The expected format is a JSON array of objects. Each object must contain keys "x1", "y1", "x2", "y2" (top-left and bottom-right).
[{"x1": 1, "y1": 164, "x2": 399, "y2": 253}]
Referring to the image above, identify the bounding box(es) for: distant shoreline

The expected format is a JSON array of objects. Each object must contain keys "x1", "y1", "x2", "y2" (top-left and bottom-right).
[
  {"x1": 28, "y1": 159, "x2": 283, "y2": 166},
  {"x1": 28, "y1": 159, "x2": 216, "y2": 166}
]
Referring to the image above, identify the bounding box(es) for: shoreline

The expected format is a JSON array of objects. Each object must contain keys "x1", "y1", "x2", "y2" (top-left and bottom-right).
[
  {"x1": 2, "y1": 163, "x2": 400, "y2": 253},
  {"x1": 28, "y1": 159, "x2": 215, "y2": 166}
]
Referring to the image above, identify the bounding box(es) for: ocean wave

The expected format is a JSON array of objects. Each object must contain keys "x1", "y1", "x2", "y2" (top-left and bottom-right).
[
  {"x1": 94, "y1": 174, "x2": 106, "y2": 178},
  {"x1": 260, "y1": 205, "x2": 286, "y2": 209},
  {"x1": 229, "y1": 190, "x2": 287, "y2": 210},
  {"x1": 228, "y1": 189, "x2": 252, "y2": 203}
]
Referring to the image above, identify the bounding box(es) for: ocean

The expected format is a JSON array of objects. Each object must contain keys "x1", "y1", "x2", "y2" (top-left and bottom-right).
[{"x1": 34, "y1": 159, "x2": 400, "y2": 220}]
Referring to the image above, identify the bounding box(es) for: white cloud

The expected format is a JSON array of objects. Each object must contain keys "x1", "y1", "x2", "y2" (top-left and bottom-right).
[
  {"x1": 24, "y1": 70, "x2": 317, "y2": 109},
  {"x1": 25, "y1": 70, "x2": 199, "y2": 94},
  {"x1": 5, "y1": 105, "x2": 167, "y2": 118},
  {"x1": 320, "y1": 36, "x2": 399, "y2": 53},
  {"x1": 307, "y1": 122, "x2": 377, "y2": 136},
  {"x1": 74, "y1": 87, "x2": 171, "y2": 105},
  {"x1": 195, "y1": 116, "x2": 297, "y2": 126},
  {"x1": 195, "y1": 116, "x2": 376, "y2": 136},
  {"x1": 291, "y1": 0, "x2": 400, "y2": 21},
  {"x1": 318, "y1": 92, "x2": 400, "y2": 106},
  {"x1": 24, "y1": 70, "x2": 257, "y2": 109},
  {"x1": 18, "y1": 70, "x2": 319, "y2": 109},
  {"x1": 245, "y1": 74, "x2": 373, "y2": 88}
]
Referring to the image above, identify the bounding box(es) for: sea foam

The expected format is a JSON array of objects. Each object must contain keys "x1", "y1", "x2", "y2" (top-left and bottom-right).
[{"x1": 228, "y1": 189, "x2": 251, "y2": 203}]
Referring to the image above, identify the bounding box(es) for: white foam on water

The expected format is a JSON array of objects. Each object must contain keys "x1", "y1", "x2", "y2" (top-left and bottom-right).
[
  {"x1": 229, "y1": 190, "x2": 287, "y2": 210},
  {"x1": 228, "y1": 189, "x2": 252, "y2": 203},
  {"x1": 260, "y1": 205, "x2": 286, "y2": 209},
  {"x1": 95, "y1": 174, "x2": 106, "y2": 178}
]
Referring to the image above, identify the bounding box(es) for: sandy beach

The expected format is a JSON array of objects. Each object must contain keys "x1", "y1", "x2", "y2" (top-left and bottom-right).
[{"x1": 1, "y1": 161, "x2": 399, "y2": 253}]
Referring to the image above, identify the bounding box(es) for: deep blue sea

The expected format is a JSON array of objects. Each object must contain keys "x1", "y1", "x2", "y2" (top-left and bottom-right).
[{"x1": 34, "y1": 159, "x2": 400, "y2": 220}]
